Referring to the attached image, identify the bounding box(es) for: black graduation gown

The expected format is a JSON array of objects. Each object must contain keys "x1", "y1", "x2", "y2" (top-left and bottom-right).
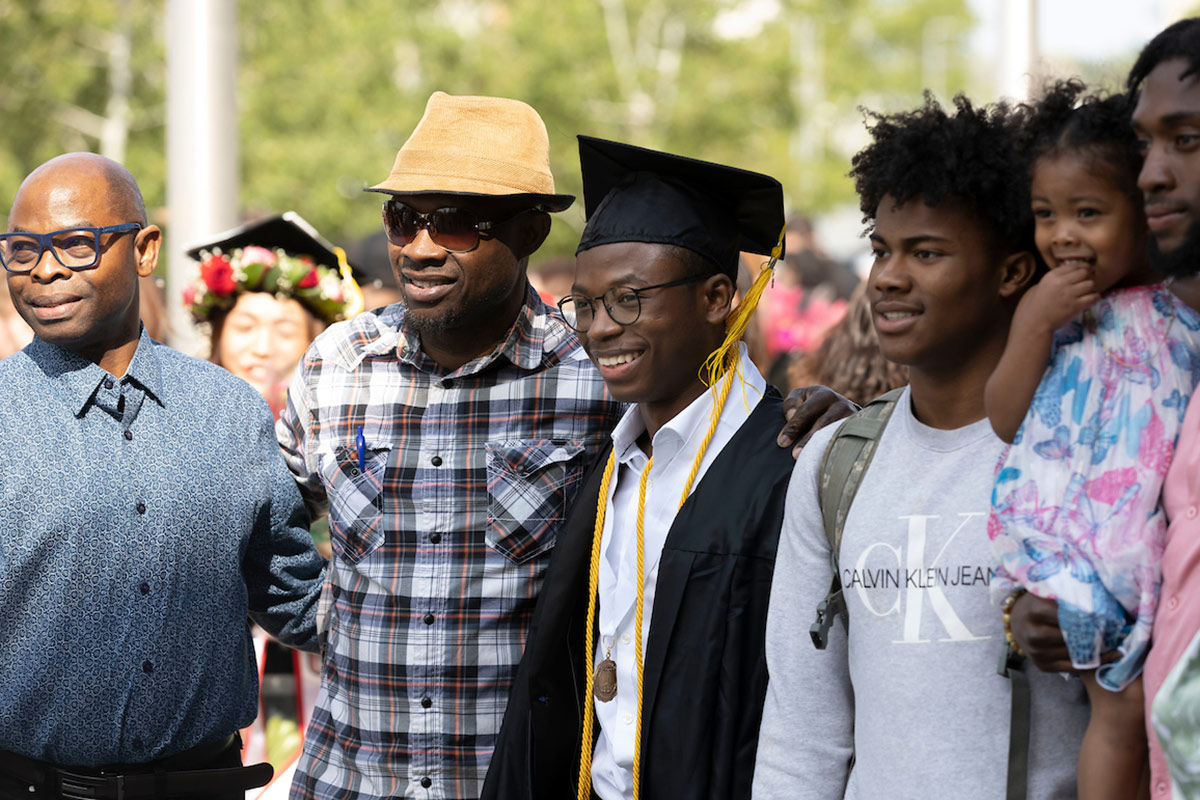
[{"x1": 482, "y1": 389, "x2": 795, "y2": 800}]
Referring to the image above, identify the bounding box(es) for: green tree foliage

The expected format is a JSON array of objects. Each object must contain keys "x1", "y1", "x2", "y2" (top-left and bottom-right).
[
  {"x1": 238, "y1": 0, "x2": 974, "y2": 256},
  {"x1": 0, "y1": 0, "x2": 165, "y2": 218},
  {"x1": 0, "y1": 0, "x2": 974, "y2": 260}
]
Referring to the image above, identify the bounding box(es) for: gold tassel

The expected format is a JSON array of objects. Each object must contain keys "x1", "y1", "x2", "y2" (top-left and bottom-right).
[
  {"x1": 700, "y1": 223, "x2": 786, "y2": 388},
  {"x1": 334, "y1": 245, "x2": 366, "y2": 319}
]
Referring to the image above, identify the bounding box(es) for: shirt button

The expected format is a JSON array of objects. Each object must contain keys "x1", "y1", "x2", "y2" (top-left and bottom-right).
[
  {"x1": 441, "y1": 378, "x2": 454, "y2": 389},
  {"x1": 142, "y1": 660, "x2": 154, "y2": 674},
  {"x1": 123, "y1": 429, "x2": 133, "y2": 441},
  {"x1": 431, "y1": 455, "x2": 443, "y2": 467},
  {"x1": 1188, "y1": 506, "x2": 1199, "y2": 520},
  {"x1": 1157, "y1": 780, "x2": 1169, "y2": 795},
  {"x1": 139, "y1": 582, "x2": 150, "y2": 595},
  {"x1": 623, "y1": 713, "x2": 633, "y2": 725},
  {"x1": 420, "y1": 777, "x2": 432, "y2": 789},
  {"x1": 1169, "y1": 595, "x2": 1181, "y2": 611},
  {"x1": 421, "y1": 696, "x2": 432, "y2": 708},
  {"x1": 103, "y1": 378, "x2": 114, "y2": 390},
  {"x1": 621, "y1": 633, "x2": 632, "y2": 645},
  {"x1": 429, "y1": 533, "x2": 442, "y2": 544},
  {"x1": 136, "y1": 502, "x2": 146, "y2": 515},
  {"x1": 423, "y1": 613, "x2": 435, "y2": 625}
]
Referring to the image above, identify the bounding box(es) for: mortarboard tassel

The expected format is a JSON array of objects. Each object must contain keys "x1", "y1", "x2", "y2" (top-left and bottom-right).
[
  {"x1": 700, "y1": 223, "x2": 786, "y2": 389},
  {"x1": 334, "y1": 245, "x2": 367, "y2": 318}
]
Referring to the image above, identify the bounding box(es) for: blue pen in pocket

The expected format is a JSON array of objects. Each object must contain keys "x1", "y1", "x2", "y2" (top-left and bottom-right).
[{"x1": 356, "y1": 425, "x2": 366, "y2": 472}]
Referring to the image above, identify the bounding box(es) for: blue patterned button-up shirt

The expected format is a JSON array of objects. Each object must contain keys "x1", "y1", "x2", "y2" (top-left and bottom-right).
[{"x1": 0, "y1": 329, "x2": 326, "y2": 767}]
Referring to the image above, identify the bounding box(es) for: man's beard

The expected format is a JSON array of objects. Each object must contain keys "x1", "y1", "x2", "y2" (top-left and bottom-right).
[
  {"x1": 1149, "y1": 221, "x2": 1200, "y2": 279},
  {"x1": 400, "y1": 282, "x2": 521, "y2": 337}
]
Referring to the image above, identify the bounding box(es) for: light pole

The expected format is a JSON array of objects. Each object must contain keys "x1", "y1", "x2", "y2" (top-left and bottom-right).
[{"x1": 165, "y1": 0, "x2": 239, "y2": 354}]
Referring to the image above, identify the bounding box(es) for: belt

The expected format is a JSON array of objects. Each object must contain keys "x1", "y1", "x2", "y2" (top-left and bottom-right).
[{"x1": 0, "y1": 735, "x2": 273, "y2": 799}]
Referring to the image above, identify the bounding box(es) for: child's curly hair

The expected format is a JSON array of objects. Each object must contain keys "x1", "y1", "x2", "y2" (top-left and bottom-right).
[
  {"x1": 1019, "y1": 79, "x2": 1141, "y2": 203},
  {"x1": 849, "y1": 93, "x2": 1031, "y2": 256}
]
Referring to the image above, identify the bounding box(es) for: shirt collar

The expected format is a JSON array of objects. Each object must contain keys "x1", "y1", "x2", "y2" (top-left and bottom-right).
[{"x1": 27, "y1": 326, "x2": 164, "y2": 416}]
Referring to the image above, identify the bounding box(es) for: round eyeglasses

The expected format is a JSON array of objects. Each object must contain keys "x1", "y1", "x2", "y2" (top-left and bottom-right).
[
  {"x1": 556, "y1": 274, "x2": 710, "y2": 333},
  {"x1": 0, "y1": 223, "x2": 143, "y2": 273},
  {"x1": 381, "y1": 200, "x2": 537, "y2": 253}
]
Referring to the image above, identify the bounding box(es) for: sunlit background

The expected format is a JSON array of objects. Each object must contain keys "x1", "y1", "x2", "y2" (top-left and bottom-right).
[{"x1": 0, "y1": 0, "x2": 1194, "y2": 346}]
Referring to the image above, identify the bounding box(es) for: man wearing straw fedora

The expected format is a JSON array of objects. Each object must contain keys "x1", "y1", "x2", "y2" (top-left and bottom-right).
[
  {"x1": 279, "y1": 91, "x2": 622, "y2": 800},
  {"x1": 279, "y1": 92, "x2": 847, "y2": 800}
]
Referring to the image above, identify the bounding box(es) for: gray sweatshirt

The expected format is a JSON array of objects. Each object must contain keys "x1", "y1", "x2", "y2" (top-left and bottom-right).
[{"x1": 753, "y1": 389, "x2": 1088, "y2": 800}]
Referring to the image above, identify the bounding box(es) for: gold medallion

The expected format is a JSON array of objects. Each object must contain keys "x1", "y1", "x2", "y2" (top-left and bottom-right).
[{"x1": 593, "y1": 657, "x2": 617, "y2": 702}]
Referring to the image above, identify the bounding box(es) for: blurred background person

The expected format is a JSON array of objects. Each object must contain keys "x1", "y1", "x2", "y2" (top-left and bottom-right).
[
  {"x1": 784, "y1": 212, "x2": 860, "y2": 300},
  {"x1": 755, "y1": 212, "x2": 853, "y2": 386},
  {"x1": 183, "y1": 211, "x2": 363, "y2": 418},
  {"x1": 528, "y1": 254, "x2": 576, "y2": 305}
]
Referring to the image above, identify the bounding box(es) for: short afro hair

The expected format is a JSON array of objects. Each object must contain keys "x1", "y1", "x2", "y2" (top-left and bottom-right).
[
  {"x1": 849, "y1": 93, "x2": 1031, "y2": 256},
  {"x1": 1019, "y1": 79, "x2": 1141, "y2": 202},
  {"x1": 1128, "y1": 17, "x2": 1200, "y2": 93}
]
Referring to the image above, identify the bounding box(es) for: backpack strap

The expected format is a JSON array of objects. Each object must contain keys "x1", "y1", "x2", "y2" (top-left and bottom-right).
[
  {"x1": 810, "y1": 387, "x2": 905, "y2": 650},
  {"x1": 997, "y1": 644, "x2": 1031, "y2": 800}
]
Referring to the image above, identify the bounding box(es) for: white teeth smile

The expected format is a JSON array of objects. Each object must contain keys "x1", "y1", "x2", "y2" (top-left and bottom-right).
[
  {"x1": 882, "y1": 312, "x2": 918, "y2": 320},
  {"x1": 597, "y1": 353, "x2": 639, "y2": 367},
  {"x1": 409, "y1": 278, "x2": 448, "y2": 289}
]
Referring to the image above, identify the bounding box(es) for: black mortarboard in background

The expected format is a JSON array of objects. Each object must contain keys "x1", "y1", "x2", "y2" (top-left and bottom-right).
[
  {"x1": 185, "y1": 211, "x2": 340, "y2": 267},
  {"x1": 575, "y1": 136, "x2": 785, "y2": 278}
]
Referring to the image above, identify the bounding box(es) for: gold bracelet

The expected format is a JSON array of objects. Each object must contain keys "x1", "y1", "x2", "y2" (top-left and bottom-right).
[{"x1": 1001, "y1": 588, "x2": 1027, "y2": 656}]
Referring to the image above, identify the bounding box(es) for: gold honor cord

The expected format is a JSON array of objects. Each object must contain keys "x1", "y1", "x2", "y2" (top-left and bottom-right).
[{"x1": 576, "y1": 351, "x2": 740, "y2": 800}]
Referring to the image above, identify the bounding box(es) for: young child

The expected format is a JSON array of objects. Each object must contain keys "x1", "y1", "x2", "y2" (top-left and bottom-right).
[{"x1": 986, "y1": 81, "x2": 1200, "y2": 799}]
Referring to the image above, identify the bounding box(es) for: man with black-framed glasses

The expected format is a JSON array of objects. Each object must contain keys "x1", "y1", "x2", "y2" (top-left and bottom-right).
[
  {"x1": 484, "y1": 136, "x2": 797, "y2": 800},
  {"x1": 0, "y1": 152, "x2": 326, "y2": 799}
]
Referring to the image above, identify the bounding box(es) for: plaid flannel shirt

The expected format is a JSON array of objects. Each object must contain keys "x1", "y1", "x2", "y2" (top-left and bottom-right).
[{"x1": 280, "y1": 291, "x2": 621, "y2": 800}]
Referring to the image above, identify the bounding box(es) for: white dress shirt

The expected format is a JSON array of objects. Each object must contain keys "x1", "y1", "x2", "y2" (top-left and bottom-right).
[{"x1": 591, "y1": 344, "x2": 766, "y2": 800}]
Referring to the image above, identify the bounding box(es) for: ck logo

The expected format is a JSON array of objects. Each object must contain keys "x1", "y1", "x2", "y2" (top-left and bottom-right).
[{"x1": 844, "y1": 513, "x2": 993, "y2": 644}]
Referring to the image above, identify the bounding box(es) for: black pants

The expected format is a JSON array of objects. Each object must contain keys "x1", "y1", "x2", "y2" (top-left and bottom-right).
[{"x1": 0, "y1": 734, "x2": 248, "y2": 800}]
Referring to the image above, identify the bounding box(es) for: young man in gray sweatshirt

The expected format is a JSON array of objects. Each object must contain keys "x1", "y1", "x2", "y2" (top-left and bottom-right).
[{"x1": 752, "y1": 97, "x2": 1090, "y2": 799}]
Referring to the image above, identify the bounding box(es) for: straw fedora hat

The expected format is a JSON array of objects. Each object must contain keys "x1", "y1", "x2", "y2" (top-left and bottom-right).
[{"x1": 366, "y1": 92, "x2": 575, "y2": 213}]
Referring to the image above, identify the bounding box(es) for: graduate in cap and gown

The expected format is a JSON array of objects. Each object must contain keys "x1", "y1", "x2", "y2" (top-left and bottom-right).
[{"x1": 482, "y1": 137, "x2": 796, "y2": 800}]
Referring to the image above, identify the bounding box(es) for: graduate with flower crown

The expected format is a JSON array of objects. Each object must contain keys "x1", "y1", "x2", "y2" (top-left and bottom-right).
[
  {"x1": 183, "y1": 212, "x2": 363, "y2": 418},
  {"x1": 482, "y1": 137, "x2": 795, "y2": 800}
]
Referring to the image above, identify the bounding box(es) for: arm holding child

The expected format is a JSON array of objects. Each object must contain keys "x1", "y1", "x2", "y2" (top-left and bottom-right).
[{"x1": 985, "y1": 263, "x2": 1100, "y2": 442}]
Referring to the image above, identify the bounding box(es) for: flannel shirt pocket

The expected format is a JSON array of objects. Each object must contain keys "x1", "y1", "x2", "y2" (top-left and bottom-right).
[
  {"x1": 485, "y1": 438, "x2": 587, "y2": 565},
  {"x1": 320, "y1": 444, "x2": 388, "y2": 564}
]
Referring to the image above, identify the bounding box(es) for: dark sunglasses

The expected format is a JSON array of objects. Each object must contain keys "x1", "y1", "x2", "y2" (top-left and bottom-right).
[{"x1": 381, "y1": 200, "x2": 538, "y2": 253}]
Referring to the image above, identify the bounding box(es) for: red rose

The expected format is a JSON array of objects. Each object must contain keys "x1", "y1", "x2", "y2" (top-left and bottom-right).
[
  {"x1": 182, "y1": 284, "x2": 197, "y2": 306},
  {"x1": 298, "y1": 268, "x2": 320, "y2": 289},
  {"x1": 200, "y1": 254, "x2": 237, "y2": 296}
]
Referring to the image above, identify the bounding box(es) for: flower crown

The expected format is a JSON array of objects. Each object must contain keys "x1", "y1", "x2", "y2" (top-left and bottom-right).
[{"x1": 184, "y1": 244, "x2": 364, "y2": 325}]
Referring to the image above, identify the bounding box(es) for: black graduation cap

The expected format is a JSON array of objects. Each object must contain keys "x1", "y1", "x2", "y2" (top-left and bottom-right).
[
  {"x1": 185, "y1": 211, "x2": 341, "y2": 268},
  {"x1": 575, "y1": 136, "x2": 785, "y2": 277}
]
